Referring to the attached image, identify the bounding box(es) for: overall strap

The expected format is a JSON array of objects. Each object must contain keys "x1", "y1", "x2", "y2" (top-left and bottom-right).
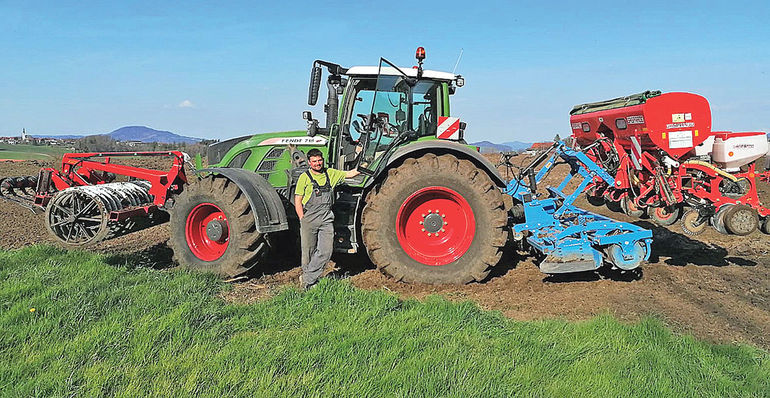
[{"x1": 305, "y1": 170, "x2": 331, "y2": 189}]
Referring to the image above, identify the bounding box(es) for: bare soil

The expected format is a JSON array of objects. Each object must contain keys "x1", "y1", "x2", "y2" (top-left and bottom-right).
[{"x1": 2, "y1": 156, "x2": 769, "y2": 350}]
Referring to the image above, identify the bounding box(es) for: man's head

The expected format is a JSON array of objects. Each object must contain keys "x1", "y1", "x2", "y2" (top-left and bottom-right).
[{"x1": 306, "y1": 148, "x2": 324, "y2": 172}]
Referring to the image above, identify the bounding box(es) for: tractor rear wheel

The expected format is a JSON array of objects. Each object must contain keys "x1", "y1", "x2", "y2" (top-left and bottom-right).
[
  {"x1": 169, "y1": 176, "x2": 269, "y2": 277},
  {"x1": 361, "y1": 154, "x2": 508, "y2": 284},
  {"x1": 724, "y1": 204, "x2": 759, "y2": 236}
]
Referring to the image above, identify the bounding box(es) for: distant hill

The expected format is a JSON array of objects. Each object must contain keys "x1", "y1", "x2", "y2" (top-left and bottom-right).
[
  {"x1": 31, "y1": 126, "x2": 202, "y2": 144},
  {"x1": 501, "y1": 141, "x2": 533, "y2": 151},
  {"x1": 107, "y1": 126, "x2": 201, "y2": 144},
  {"x1": 31, "y1": 134, "x2": 85, "y2": 140},
  {"x1": 471, "y1": 140, "x2": 533, "y2": 154}
]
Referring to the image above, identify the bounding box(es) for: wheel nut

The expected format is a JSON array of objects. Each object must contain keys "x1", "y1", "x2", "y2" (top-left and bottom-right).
[
  {"x1": 419, "y1": 221, "x2": 423, "y2": 225},
  {"x1": 441, "y1": 214, "x2": 445, "y2": 218},
  {"x1": 421, "y1": 228, "x2": 425, "y2": 231},
  {"x1": 427, "y1": 233, "x2": 431, "y2": 237}
]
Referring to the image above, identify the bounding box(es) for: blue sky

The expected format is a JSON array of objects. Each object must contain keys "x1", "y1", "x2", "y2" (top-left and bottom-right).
[{"x1": 0, "y1": 1, "x2": 768, "y2": 142}]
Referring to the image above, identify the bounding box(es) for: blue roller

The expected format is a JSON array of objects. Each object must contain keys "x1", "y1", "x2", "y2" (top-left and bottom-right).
[{"x1": 504, "y1": 141, "x2": 653, "y2": 274}]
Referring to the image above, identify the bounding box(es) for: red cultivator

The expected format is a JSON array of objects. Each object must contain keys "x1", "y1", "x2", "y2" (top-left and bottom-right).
[
  {"x1": 0, "y1": 151, "x2": 187, "y2": 245},
  {"x1": 570, "y1": 91, "x2": 770, "y2": 235}
]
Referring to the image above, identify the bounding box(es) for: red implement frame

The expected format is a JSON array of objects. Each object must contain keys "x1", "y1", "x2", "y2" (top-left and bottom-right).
[{"x1": 34, "y1": 151, "x2": 188, "y2": 208}]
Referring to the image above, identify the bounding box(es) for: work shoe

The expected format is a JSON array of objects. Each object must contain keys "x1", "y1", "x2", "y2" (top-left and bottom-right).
[{"x1": 299, "y1": 274, "x2": 317, "y2": 291}]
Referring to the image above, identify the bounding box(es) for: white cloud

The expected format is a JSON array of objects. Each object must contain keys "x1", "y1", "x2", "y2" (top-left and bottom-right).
[{"x1": 178, "y1": 100, "x2": 195, "y2": 108}]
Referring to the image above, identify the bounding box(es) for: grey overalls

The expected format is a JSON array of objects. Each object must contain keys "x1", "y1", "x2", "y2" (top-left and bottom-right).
[{"x1": 300, "y1": 169, "x2": 335, "y2": 286}]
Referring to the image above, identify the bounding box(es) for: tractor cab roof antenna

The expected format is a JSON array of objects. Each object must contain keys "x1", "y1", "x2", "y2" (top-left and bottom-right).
[{"x1": 452, "y1": 48, "x2": 464, "y2": 74}]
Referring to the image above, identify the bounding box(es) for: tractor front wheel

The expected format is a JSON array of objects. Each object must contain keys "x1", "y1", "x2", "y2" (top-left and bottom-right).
[
  {"x1": 169, "y1": 176, "x2": 269, "y2": 277},
  {"x1": 361, "y1": 154, "x2": 508, "y2": 284}
]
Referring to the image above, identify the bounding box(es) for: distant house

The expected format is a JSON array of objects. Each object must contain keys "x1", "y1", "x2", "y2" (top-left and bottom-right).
[{"x1": 124, "y1": 140, "x2": 144, "y2": 147}]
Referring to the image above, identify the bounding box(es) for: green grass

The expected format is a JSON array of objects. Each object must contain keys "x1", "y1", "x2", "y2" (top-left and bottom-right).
[
  {"x1": 0, "y1": 143, "x2": 69, "y2": 160},
  {"x1": 1, "y1": 246, "x2": 768, "y2": 397}
]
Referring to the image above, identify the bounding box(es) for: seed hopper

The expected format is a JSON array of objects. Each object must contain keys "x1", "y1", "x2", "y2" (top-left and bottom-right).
[{"x1": 570, "y1": 91, "x2": 770, "y2": 236}]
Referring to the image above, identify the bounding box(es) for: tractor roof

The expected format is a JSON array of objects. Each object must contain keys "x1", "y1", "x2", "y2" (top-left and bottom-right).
[{"x1": 345, "y1": 66, "x2": 458, "y2": 81}]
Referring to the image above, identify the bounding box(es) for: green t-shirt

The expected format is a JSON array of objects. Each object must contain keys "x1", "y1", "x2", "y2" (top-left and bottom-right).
[{"x1": 294, "y1": 168, "x2": 347, "y2": 205}]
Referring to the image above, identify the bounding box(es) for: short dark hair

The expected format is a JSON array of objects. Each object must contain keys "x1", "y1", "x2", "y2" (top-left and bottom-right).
[{"x1": 307, "y1": 148, "x2": 323, "y2": 159}]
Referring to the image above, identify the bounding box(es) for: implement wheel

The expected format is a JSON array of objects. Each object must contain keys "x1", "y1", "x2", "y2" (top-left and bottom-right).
[
  {"x1": 169, "y1": 176, "x2": 269, "y2": 277},
  {"x1": 681, "y1": 209, "x2": 707, "y2": 236},
  {"x1": 620, "y1": 195, "x2": 645, "y2": 218},
  {"x1": 648, "y1": 205, "x2": 680, "y2": 226},
  {"x1": 361, "y1": 154, "x2": 507, "y2": 284},
  {"x1": 724, "y1": 204, "x2": 759, "y2": 236}
]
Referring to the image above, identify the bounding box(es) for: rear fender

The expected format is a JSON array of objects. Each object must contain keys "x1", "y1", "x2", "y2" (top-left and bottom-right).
[
  {"x1": 378, "y1": 140, "x2": 507, "y2": 187},
  {"x1": 196, "y1": 168, "x2": 288, "y2": 233}
]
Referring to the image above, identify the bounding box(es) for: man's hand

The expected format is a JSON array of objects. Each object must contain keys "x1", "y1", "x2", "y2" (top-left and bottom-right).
[
  {"x1": 294, "y1": 195, "x2": 304, "y2": 220},
  {"x1": 345, "y1": 168, "x2": 361, "y2": 179}
]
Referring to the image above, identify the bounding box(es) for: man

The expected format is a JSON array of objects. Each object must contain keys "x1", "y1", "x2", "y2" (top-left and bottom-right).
[{"x1": 294, "y1": 148, "x2": 360, "y2": 290}]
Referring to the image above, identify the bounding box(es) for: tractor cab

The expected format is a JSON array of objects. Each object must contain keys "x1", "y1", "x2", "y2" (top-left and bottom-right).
[{"x1": 304, "y1": 48, "x2": 465, "y2": 178}]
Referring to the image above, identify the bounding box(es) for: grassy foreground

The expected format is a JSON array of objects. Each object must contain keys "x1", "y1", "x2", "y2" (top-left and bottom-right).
[{"x1": 1, "y1": 246, "x2": 768, "y2": 397}]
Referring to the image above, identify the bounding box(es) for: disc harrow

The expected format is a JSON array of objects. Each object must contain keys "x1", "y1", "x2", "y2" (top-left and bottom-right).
[
  {"x1": 2, "y1": 151, "x2": 187, "y2": 246},
  {"x1": 0, "y1": 175, "x2": 40, "y2": 212}
]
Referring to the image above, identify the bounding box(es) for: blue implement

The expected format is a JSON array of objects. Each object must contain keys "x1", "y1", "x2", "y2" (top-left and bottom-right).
[{"x1": 504, "y1": 141, "x2": 653, "y2": 274}]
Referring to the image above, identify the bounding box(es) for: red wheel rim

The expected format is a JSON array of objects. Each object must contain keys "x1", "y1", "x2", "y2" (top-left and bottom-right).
[
  {"x1": 655, "y1": 207, "x2": 674, "y2": 220},
  {"x1": 396, "y1": 186, "x2": 475, "y2": 266},
  {"x1": 185, "y1": 203, "x2": 230, "y2": 261}
]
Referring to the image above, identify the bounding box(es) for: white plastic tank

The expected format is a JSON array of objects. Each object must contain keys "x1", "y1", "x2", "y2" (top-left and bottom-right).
[
  {"x1": 710, "y1": 131, "x2": 769, "y2": 171},
  {"x1": 692, "y1": 135, "x2": 715, "y2": 157}
]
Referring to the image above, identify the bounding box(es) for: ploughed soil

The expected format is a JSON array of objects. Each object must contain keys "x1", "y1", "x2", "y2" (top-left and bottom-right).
[{"x1": 1, "y1": 154, "x2": 769, "y2": 350}]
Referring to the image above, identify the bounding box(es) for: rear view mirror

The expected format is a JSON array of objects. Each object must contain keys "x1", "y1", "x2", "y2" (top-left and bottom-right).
[{"x1": 308, "y1": 65, "x2": 322, "y2": 106}]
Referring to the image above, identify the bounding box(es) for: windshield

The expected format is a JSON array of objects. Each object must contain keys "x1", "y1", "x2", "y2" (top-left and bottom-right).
[
  {"x1": 348, "y1": 64, "x2": 443, "y2": 175},
  {"x1": 346, "y1": 77, "x2": 441, "y2": 141}
]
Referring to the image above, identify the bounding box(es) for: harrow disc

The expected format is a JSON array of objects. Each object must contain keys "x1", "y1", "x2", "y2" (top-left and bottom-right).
[
  {"x1": 45, "y1": 181, "x2": 162, "y2": 246},
  {"x1": 710, "y1": 205, "x2": 732, "y2": 235},
  {"x1": 681, "y1": 209, "x2": 708, "y2": 236}
]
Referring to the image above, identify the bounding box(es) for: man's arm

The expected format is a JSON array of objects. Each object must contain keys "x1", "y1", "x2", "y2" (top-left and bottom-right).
[
  {"x1": 294, "y1": 195, "x2": 304, "y2": 220},
  {"x1": 345, "y1": 168, "x2": 360, "y2": 178}
]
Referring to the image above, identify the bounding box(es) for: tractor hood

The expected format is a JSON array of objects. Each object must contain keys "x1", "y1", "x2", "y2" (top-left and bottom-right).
[{"x1": 208, "y1": 130, "x2": 327, "y2": 166}]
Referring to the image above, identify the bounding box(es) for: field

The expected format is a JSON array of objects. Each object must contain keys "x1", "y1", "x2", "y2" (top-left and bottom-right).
[
  {"x1": 2, "y1": 155, "x2": 769, "y2": 349},
  {"x1": 1, "y1": 246, "x2": 768, "y2": 396},
  {"x1": 0, "y1": 143, "x2": 70, "y2": 161},
  {"x1": 1, "y1": 154, "x2": 770, "y2": 394}
]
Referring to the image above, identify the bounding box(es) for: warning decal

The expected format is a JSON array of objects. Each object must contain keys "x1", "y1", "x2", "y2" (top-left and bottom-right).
[
  {"x1": 669, "y1": 130, "x2": 693, "y2": 149},
  {"x1": 436, "y1": 117, "x2": 461, "y2": 140}
]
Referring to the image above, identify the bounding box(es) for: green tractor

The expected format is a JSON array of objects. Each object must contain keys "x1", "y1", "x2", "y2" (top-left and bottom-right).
[{"x1": 169, "y1": 48, "x2": 509, "y2": 284}]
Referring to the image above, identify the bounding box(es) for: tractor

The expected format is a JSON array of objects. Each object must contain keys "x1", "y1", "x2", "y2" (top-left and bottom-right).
[{"x1": 170, "y1": 48, "x2": 510, "y2": 284}]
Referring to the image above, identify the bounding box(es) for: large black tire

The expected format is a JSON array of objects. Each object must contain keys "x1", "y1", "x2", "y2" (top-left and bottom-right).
[
  {"x1": 169, "y1": 176, "x2": 269, "y2": 277},
  {"x1": 361, "y1": 154, "x2": 508, "y2": 284}
]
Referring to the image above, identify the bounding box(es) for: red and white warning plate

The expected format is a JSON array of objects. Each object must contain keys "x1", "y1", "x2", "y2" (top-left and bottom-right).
[{"x1": 436, "y1": 116, "x2": 461, "y2": 140}]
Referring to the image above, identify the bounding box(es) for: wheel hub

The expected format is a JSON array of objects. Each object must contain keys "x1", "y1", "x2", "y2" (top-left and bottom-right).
[
  {"x1": 206, "y1": 219, "x2": 228, "y2": 242},
  {"x1": 422, "y1": 212, "x2": 444, "y2": 234}
]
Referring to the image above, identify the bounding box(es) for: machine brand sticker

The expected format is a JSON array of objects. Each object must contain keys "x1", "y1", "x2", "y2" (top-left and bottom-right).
[
  {"x1": 258, "y1": 137, "x2": 328, "y2": 146},
  {"x1": 571, "y1": 122, "x2": 582, "y2": 130},
  {"x1": 735, "y1": 144, "x2": 755, "y2": 149},
  {"x1": 685, "y1": 113, "x2": 692, "y2": 121},
  {"x1": 669, "y1": 130, "x2": 693, "y2": 149},
  {"x1": 666, "y1": 122, "x2": 695, "y2": 129},
  {"x1": 672, "y1": 113, "x2": 686, "y2": 123},
  {"x1": 626, "y1": 115, "x2": 645, "y2": 125}
]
